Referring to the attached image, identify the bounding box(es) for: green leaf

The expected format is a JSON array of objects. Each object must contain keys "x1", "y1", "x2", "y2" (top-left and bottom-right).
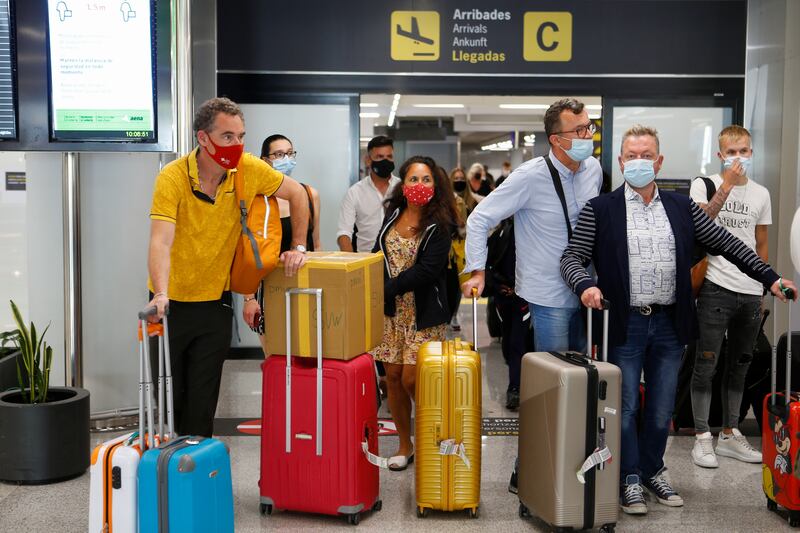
[
  {"x1": 42, "y1": 345, "x2": 53, "y2": 402},
  {"x1": 9, "y1": 301, "x2": 30, "y2": 354}
]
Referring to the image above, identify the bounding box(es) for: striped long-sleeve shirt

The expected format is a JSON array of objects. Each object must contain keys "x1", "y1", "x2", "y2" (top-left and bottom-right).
[{"x1": 561, "y1": 196, "x2": 777, "y2": 300}]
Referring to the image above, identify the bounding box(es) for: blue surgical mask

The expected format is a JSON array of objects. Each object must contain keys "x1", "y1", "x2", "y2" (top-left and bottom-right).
[
  {"x1": 723, "y1": 156, "x2": 752, "y2": 177},
  {"x1": 623, "y1": 158, "x2": 656, "y2": 188},
  {"x1": 272, "y1": 156, "x2": 296, "y2": 176},
  {"x1": 561, "y1": 138, "x2": 594, "y2": 162}
]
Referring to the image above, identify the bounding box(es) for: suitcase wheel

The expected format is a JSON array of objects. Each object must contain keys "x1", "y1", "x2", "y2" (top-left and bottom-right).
[
  {"x1": 789, "y1": 511, "x2": 800, "y2": 528},
  {"x1": 767, "y1": 498, "x2": 778, "y2": 512},
  {"x1": 467, "y1": 507, "x2": 479, "y2": 519},
  {"x1": 372, "y1": 500, "x2": 383, "y2": 512},
  {"x1": 416, "y1": 506, "x2": 429, "y2": 518},
  {"x1": 600, "y1": 524, "x2": 616, "y2": 533},
  {"x1": 259, "y1": 503, "x2": 273, "y2": 516},
  {"x1": 347, "y1": 513, "x2": 360, "y2": 526},
  {"x1": 518, "y1": 503, "x2": 531, "y2": 518}
]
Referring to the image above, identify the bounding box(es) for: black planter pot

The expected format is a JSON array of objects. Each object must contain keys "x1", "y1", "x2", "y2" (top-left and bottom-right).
[
  {"x1": 0, "y1": 350, "x2": 23, "y2": 393},
  {"x1": 0, "y1": 387, "x2": 90, "y2": 484}
]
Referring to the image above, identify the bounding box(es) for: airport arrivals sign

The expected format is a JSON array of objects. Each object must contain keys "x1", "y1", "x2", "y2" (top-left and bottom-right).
[{"x1": 218, "y1": 0, "x2": 746, "y2": 76}]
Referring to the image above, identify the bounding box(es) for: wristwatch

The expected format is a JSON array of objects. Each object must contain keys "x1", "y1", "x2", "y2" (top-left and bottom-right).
[{"x1": 294, "y1": 244, "x2": 307, "y2": 253}]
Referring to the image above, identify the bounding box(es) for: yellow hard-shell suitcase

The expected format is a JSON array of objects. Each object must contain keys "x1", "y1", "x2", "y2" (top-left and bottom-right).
[{"x1": 415, "y1": 295, "x2": 481, "y2": 518}]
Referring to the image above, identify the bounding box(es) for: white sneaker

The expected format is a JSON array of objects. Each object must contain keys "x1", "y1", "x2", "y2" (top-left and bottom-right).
[
  {"x1": 692, "y1": 432, "x2": 719, "y2": 468},
  {"x1": 716, "y1": 428, "x2": 762, "y2": 463}
]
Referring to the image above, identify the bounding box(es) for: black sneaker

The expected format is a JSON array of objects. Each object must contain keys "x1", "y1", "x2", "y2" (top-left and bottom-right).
[
  {"x1": 643, "y1": 469, "x2": 684, "y2": 507},
  {"x1": 620, "y1": 475, "x2": 647, "y2": 515},
  {"x1": 508, "y1": 466, "x2": 518, "y2": 494},
  {"x1": 506, "y1": 388, "x2": 520, "y2": 410}
]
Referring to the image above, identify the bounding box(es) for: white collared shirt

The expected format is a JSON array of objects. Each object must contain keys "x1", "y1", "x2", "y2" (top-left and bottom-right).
[
  {"x1": 337, "y1": 174, "x2": 401, "y2": 252},
  {"x1": 625, "y1": 183, "x2": 677, "y2": 306}
]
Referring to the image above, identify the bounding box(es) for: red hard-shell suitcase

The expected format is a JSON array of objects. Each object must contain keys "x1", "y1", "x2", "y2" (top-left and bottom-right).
[
  {"x1": 763, "y1": 292, "x2": 800, "y2": 527},
  {"x1": 258, "y1": 287, "x2": 381, "y2": 525}
]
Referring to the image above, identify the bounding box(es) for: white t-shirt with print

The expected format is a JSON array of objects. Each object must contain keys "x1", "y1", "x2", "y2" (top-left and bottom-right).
[{"x1": 690, "y1": 174, "x2": 772, "y2": 295}]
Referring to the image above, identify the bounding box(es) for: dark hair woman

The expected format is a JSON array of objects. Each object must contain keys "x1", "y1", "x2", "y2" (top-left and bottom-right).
[{"x1": 370, "y1": 155, "x2": 458, "y2": 471}]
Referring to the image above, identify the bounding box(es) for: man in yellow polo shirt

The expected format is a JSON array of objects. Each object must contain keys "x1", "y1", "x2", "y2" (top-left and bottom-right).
[{"x1": 146, "y1": 97, "x2": 309, "y2": 437}]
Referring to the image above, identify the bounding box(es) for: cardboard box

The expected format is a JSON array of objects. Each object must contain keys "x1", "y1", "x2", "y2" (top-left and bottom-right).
[{"x1": 261, "y1": 252, "x2": 384, "y2": 360}]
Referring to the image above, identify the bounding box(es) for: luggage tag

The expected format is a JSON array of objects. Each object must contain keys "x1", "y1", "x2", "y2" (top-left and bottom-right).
[
  {"x1": 576, "y1": 446, "x2": 612, "y2": 484},
  {"x1": 439, "y1": 439, "x2": 471, "y2": 469},
  {"x1": 361, "y1": 441, "x2": 390, "y2": 469}
]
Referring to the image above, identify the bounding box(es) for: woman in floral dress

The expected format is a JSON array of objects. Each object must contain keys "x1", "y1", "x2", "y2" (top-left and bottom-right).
[{"x1": 371, "y1": 155, "x2": 459, "y2": 471}]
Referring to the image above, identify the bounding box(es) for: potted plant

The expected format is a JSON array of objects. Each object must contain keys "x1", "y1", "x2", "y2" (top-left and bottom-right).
[{"x1": 0, "y1": 301, "x2": 90, "y2": 483}]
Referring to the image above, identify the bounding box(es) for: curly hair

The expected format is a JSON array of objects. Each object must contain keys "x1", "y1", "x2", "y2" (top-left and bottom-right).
[
  {"x1": 384, "y1": 155, "x2": 459, "y2": 233},
  {"x1": 193, "y1": 97, "x2": 244, "y2": 133}
]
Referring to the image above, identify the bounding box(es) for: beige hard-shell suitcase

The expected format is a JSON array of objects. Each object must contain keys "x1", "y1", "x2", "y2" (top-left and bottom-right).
[{"x1": 518, "y1": 302, "x2": 621, "y2": 532}]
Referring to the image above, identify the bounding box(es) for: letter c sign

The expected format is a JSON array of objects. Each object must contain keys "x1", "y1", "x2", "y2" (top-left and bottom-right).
[{"x1": 524, "y1": 12, "x2": 572, "y2": 62}]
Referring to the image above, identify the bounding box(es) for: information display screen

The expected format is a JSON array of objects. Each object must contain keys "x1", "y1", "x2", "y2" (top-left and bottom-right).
[
  {"x1": 46, "y1": 0, "x2": 156, "y2": 142},
  {"x1": 0, "y1": 0, "x2": 17, "y2": 140}
]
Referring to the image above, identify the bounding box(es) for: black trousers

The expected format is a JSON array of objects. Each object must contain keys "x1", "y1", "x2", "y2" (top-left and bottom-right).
[
  {"x1": 149, "y1": 292, "x2": 232, "y2": 437},
  {"x1": 495, "y1": 293, "x2": 532, "y2": 392}
]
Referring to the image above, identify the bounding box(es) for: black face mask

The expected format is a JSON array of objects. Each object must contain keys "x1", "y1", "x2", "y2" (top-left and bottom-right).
[
  {"x1": 371, "y1": 159, "x2": 395, "y2": 179},
  {"x1": 453, "y1": 181, "x2": 467, "y2": 193}
]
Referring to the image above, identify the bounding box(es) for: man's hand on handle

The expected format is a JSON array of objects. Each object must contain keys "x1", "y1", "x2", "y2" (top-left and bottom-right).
[
  {"x1": 581, "y1": 287, "x2": 605, "y2": 309},
  {"x1": 771, "y1": 278, "x2": 799, "y2": 302},
  {"x1": 145, "y1": 293, "x2": 169, "y2": 323},
  {"x1": 461, "y1": 271, "x2": 485, "y2": 298},
  {"x1": 280, "y1": 250, "x2": 307, "y2": 277}
]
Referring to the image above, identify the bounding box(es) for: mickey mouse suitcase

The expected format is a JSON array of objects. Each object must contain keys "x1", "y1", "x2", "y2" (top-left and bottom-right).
[{"x1": 763, "y1": 292, "x2": 800, "y2": 527}]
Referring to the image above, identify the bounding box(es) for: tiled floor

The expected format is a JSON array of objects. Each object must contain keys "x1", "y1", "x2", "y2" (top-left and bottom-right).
[{"x1": 0, "y1": 302, "x2": 793, "y2": 532}]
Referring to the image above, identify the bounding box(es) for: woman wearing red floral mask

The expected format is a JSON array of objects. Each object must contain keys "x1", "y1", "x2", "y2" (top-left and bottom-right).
[{"x1": 371, "y1": 155, "x2": 460, "y2": 471}]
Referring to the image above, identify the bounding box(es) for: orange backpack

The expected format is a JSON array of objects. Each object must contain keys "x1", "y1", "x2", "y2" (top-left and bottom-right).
[{"x1": 230, "y1": 169, "x2": 282, "y2": 294}]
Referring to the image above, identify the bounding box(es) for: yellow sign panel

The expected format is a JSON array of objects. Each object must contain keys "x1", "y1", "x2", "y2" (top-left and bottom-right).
[
  {"x1": 523, "y1": 12, "x2": 572, "y2": 62},
  {"x1": 391, "y1": 11, "x2": 440, "y2": 61}
]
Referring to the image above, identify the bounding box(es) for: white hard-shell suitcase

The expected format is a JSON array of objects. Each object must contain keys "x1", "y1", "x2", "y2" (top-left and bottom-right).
[{"x1": 88, "y1": 311, "x2": 175, "y2": 533}]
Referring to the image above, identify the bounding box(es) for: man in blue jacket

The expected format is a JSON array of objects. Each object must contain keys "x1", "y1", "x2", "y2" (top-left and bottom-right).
[{"x1": 560, "y1": 125, "x2": 797, "y2": 515}]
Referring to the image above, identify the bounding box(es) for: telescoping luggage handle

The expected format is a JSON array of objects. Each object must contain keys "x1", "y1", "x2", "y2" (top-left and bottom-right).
[
  {"x1": 138, "y1": 307, "x2": 176, "y2": 451},
  {"x1": 576, "y1": 299, "x2": 613, "y2": 484},
  {"x1": 586, "y1": 299, "x2": 611, "y2": 361},
  {"x1": 285, "y1": 288, "x2": 323, "y2": 456},
  {"x1": 771, "y1": 288, "x2": 797, "y2": 407}
]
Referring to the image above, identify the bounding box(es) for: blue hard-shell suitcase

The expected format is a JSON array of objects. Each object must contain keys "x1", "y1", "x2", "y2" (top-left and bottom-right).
[{"x1": 137, "y1": 436, "x2": 234, "y2": 533}]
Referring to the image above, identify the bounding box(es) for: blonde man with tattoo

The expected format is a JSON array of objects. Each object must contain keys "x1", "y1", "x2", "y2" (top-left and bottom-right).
[{"x1": 689, "y1": 125, "x2": 771, "y2": 468}]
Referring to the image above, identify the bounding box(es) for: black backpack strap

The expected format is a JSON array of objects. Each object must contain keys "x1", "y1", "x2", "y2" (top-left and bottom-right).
[
  {"x1": 694, "y1": 176, "x2": 716, "y2": 202},
  {"x1": 545, "y1": 156, "x2": 572, "y2": 241}
]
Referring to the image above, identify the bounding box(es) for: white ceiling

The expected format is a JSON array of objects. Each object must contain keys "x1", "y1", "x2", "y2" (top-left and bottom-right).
[{"x1": 359, "y1": 94, "x2": 602, "y2": 138}]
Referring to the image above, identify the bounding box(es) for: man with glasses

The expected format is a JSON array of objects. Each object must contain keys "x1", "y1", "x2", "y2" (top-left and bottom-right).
[
  {"x1": 560, "y1": 125, "x2": 796, "y2": 515},
  {"x1": 337, "y1": 135, "x2": 399, "y2": 252},
  {"x1": 461, "y1": 98, "x2": 603, "y2": 493},
  {"x1": 145, "y1": 97, "x2": 310, "y2": 437}
]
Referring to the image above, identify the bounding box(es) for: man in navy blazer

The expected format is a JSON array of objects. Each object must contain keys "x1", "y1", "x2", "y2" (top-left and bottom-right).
[{"x1": 560, "y1": 125, "x2": 797, "y2": 516}]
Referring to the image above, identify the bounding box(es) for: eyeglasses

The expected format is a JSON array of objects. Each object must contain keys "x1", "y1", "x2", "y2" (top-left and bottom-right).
[
  {"x1": 554, "y1": 123, "x2": 596, "y2": 138},
  {"x1": 268, "y1": 150, "x2": 297, "y2": 159}
]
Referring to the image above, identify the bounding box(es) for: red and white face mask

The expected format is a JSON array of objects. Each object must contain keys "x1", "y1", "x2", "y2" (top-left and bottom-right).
[
  {"x1": 403, "y1": 183, "x2": 435, "y2": 207},
  {"x1": 202, "y1": 134, "x2": 244, "y2": 170}
]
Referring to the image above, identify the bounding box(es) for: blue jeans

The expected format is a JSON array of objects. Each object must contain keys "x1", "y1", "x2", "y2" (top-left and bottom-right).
[
  {"x1": 529, "y1": 304, "x2": 584, "y2": 352},
  {"x1": 609, "y1": 310, "x2": 684, "y2": 483},
  {"x1": 511, "y1": 304, "x2": 583, "y2": 483}
]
